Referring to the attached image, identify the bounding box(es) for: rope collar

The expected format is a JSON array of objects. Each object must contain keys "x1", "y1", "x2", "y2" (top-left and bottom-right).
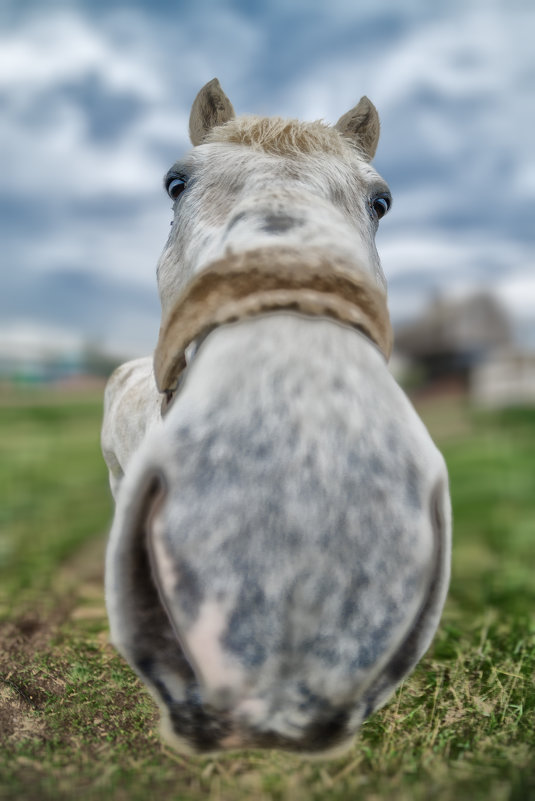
[{"x1": 154, "y1": 246, "x2": 393, "y2": 408}]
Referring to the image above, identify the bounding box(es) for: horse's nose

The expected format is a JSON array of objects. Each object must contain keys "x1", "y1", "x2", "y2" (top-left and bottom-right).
[{"x1": 160, "y1": 688, "x2": 355, "y2": 756}]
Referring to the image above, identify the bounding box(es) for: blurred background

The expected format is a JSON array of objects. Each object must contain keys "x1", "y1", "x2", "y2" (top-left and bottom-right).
[
  {"x1": 1, "y1": 4, "x2": 534, "y2": 795},
  {"x1": 1, "y1": 0, "x2": 534, "y2": 404}
]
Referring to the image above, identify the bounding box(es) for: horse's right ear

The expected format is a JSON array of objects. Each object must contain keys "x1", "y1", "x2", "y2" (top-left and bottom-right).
[
  {"x1": 335, "y1": 96, "x2": 380, "y2": 161},
  {"x1": 189, "y1": 78, "x2": 235, "y2": 146}
]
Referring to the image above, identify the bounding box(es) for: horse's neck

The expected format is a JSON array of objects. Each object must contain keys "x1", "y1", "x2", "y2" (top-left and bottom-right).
[{"x1": 173, "y1": 313, "x2": 388, "y2": 422}]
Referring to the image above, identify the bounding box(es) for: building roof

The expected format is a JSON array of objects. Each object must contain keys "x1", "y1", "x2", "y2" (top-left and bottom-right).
[{"x1": 395, "y1": 292, "x2": 512, "y2": 358}]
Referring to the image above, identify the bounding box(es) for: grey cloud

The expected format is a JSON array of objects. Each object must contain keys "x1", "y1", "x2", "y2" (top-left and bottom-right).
[{"x1": 1, "y1": 0, "x2": 534, "y2": 355}]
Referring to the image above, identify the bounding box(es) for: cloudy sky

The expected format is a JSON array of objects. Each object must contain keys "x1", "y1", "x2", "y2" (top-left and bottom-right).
[{"x1": 1, "y1": 0, "x2": 534, "y2": 358}]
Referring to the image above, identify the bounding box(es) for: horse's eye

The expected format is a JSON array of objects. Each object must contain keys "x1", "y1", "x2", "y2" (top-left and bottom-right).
[
  {"x1": 371, "y1": 194, "x2": 391, "y2": 220},
  {"x1": 167, "y1": 177, "x2": 187, "y2": 201}
]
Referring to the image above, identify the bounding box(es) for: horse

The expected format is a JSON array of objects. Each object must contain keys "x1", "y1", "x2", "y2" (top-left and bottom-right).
[{"x1": 101, "y1": 78, "x2": 451, "y2": 757}]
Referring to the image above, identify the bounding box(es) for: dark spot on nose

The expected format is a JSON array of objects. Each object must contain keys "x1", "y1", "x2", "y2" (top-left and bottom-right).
[
  {"x1": 221, "y1": 583, "x2": 269, "y2": 668},
  {"x1": 168, "y1": 683, "x2": 233, "y2": 752},
  {"x1": 174, "y1": 559, "x2": 204, "y2": 622},
  {"x1": 299, "y1": 708, "x2": 350, "y2": 751},
  {"x1": 261, "y1": 214, "x2": 302, "y2": 234}
]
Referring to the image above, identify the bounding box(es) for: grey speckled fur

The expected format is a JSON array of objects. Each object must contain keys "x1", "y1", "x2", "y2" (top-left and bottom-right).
[
  {"x1": 106, "y1": 316, "x2": 451, "y2": 755},
  {"x1": 103, "y1": 80, "x2": 451, "y2": 756}
]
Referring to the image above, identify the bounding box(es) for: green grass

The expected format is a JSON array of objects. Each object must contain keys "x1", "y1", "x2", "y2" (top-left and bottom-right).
[
  {"x1": 0, "y1": 389, "x2": 534, "y2": 800},
  {"x1": 0, "y1": 388, "x2": 112, "y2": 610}
]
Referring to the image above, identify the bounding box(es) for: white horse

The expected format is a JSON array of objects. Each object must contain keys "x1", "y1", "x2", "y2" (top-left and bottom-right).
[{"x1": 102, "y1": 79, "x2": 451, "y2": 756}]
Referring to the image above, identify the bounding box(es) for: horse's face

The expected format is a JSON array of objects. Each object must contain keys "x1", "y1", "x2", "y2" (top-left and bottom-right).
[{"x1": 156, "y1": 89, "x2": 391, "y2": 321}]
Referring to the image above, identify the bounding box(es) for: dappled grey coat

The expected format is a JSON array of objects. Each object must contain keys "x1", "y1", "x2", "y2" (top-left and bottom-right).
[{"x1": 102, "y1": 79, "x2": 451, "y2": 757}]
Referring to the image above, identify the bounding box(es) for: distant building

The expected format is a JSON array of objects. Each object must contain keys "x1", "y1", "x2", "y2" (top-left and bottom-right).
[
  {"x1": 394, "y1": 292, "x2": 512, "y2": 388},
  {"x1": 471, "y1": 348, "x2": 535, "y2": 407}
]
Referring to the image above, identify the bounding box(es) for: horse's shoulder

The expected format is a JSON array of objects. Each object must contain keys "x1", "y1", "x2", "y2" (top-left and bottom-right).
[
  {"x1": 104, "y1": 356, "x2": 154, "y2": 408},
  {"x1": 102, "y1": 356, "x2": 161, "y2": 499}
]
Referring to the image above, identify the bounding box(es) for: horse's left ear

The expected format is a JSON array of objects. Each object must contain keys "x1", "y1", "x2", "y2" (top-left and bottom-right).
[
  {"x1": 335, "y1": 96, "x2": 380, "y2": 161},
  {"x1": 189, "y1": 78, "x2": 235, "y2": 146}
]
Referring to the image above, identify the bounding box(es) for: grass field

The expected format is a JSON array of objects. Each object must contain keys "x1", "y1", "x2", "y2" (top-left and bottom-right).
[{"x1": 0, "y1": 386, "x2": 534, "y2": 801}]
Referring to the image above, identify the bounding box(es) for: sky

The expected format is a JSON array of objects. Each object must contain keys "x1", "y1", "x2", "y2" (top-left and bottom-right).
[{"x1": 1, "y1": 0, "x2": 534, "y2": 359}]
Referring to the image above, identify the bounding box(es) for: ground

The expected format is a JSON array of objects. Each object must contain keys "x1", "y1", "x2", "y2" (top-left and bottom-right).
[{"x1": 0, "y1": 385, "x2": 534, "y2": 801}]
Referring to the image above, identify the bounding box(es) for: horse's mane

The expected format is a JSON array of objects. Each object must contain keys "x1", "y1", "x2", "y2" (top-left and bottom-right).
[{"x1": 205, "y1": 115, "x2": 354, "y2": 157}]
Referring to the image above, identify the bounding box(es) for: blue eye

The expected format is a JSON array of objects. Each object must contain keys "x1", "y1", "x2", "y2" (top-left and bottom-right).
[
  {"x1": 371, "y1": 194, "x2": 391, "y2": 220},
  {"x1": 166, "y1": 176, "x2": 187, "y2": 200}
]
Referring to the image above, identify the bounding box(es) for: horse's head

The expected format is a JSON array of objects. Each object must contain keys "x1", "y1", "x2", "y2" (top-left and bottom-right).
[
  {"x1": 156, "y1": 78, "x2": 390, "y2": 319},
  {"x1": 105, "y1": 80, "x2": 451, "y2": 757}
]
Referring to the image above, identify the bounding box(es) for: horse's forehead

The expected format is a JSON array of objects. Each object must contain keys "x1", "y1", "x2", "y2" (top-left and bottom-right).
[{"x1": 203, "y1": 115, "x2": 357, "y2": 159}]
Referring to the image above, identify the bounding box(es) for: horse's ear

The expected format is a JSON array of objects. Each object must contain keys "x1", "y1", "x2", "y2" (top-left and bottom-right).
[
  {"x1": 189, "y1": 78, "x2": 235, "y2": 146},
  {"x1": 335, "y1": 96, "x2": 380, "y2": 161}
]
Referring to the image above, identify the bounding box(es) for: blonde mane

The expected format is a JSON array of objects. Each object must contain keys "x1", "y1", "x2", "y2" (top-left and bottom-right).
[{"x1": 204, "y1": 115, "x2": 354, "y2": 157}]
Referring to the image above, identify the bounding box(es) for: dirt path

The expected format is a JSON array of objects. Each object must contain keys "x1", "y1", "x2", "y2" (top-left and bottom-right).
[{"x1": 0, "y1": 533, "x2": 125, "y2": 798}]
